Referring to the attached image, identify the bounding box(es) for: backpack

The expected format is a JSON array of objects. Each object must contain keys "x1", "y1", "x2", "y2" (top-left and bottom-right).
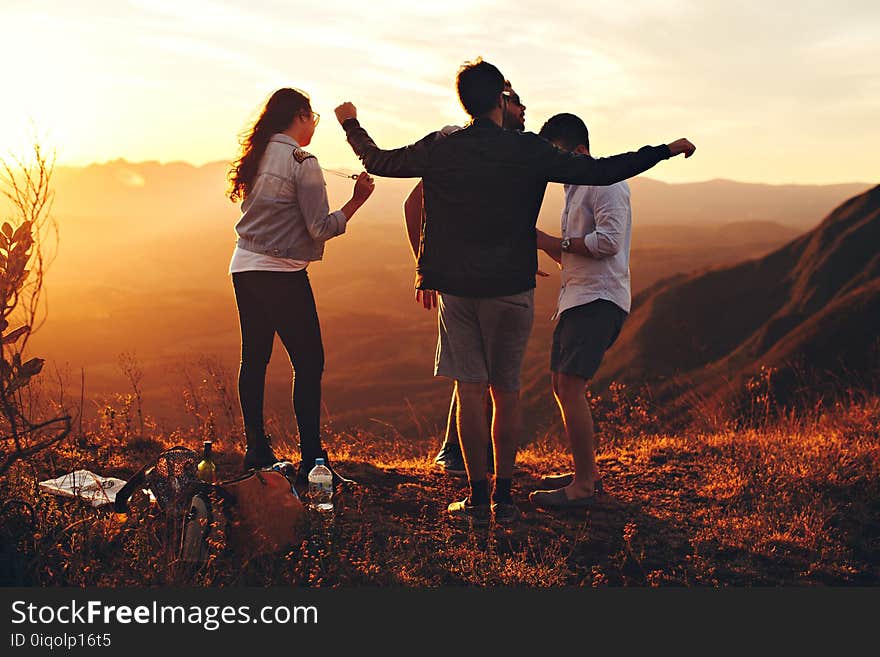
[
  {"x1": 115, "y1": 448, "x2": 307, "y2": 564},
  {"x1": 219, "y1": 466, "x2": 308, "y2": 557}
]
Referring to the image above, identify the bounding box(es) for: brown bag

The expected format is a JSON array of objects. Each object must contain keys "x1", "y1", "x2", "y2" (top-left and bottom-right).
[{"x1": 220, "y1": 469, "x2": 308, "y2": 556}]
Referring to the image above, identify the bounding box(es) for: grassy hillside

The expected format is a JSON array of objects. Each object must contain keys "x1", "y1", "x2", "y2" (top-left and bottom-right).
[{"x1": 2, "y1": 392, "x2": 877, "y2": 587}]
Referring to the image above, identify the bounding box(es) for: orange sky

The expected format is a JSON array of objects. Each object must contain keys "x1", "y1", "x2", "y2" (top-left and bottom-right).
[{"x1": 1, "y1": 0, "x2": 878, "y2": 184}]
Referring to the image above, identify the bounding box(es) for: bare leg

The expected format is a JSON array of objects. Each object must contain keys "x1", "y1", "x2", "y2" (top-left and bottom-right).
[
  {"x1": 444, "y1": 387, "x2": 459, "y2": 448},
  {"x1": 552, "y1": 372, "x2": 600, "y2": 498},
  {"x1": 456, "y1": 381, "x2": 490, "y2": 485},
  {"x1": 438, "y1": 385, "x2": 494, "y2": 471},
  {"x1": 489, "y1": 386, "x2": 520, "y2": 480}
]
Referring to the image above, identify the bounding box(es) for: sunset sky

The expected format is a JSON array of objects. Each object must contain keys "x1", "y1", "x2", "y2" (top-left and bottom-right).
[{"x1": 1, "y1": 0, "x2": 878, "y2": 184}]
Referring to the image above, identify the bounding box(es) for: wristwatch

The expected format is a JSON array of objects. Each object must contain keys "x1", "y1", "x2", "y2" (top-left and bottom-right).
[{"x1": 561, "y1": 237, "x2": 572, "y2": 252}]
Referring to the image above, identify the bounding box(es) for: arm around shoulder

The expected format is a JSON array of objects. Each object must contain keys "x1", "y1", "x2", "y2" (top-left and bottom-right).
[{"x1": 540, "y1": 134, "x2": 695, "y2": 186}]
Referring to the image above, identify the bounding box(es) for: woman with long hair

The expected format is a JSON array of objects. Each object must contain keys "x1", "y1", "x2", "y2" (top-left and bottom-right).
[{"x1": 228, "y1": 87, "x2": 374, "y2": 482}]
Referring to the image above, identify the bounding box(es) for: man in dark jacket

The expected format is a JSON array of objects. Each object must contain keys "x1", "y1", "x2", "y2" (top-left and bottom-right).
[
  {"x1": 335, "y1": 58, "x2": 695, "y2": 527},
  {"x1": 403, "y1": 80, "x2": 528, "y2": 478}
]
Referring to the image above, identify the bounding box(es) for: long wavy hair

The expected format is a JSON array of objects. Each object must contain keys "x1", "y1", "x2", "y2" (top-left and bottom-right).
[{"x1": 228, "y1": 88, "x2": 312, "y2": 202}]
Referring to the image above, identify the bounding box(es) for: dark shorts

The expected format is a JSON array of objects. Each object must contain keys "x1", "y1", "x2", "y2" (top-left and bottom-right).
[{"x1": 550, "y1": 299, "x2": 627, "y2": 380}]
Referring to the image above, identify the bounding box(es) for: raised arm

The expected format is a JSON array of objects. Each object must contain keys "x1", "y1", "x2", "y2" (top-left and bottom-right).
[
  {"x1": 336, "y1": 102, "x2": 433, "y2": 178},
  {"x1": 538, "y1": 135, "x2": 695, "y2": 186},
  {"x1": 295, "y1": 159, "x2": 349, "y2": 241},
  {"x1": 296, "y1": 159, "x2": 374, "y2": 241}
]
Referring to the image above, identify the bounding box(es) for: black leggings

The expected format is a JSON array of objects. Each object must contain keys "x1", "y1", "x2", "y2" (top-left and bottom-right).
[{"x1": 232, "y1": 270, "x2": 324, "y2": 461}]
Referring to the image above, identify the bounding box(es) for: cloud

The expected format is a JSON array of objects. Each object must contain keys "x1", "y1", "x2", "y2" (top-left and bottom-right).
[{"x1": 4, "y1": 0, "x2": 878, "y2": 182}]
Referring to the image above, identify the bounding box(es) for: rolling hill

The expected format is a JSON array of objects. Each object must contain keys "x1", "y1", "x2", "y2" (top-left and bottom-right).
[{"x1": 597, "y1": 184, "x2": 880, "y2": 415}]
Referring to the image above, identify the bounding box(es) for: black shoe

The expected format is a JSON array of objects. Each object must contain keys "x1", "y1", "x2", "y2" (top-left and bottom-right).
[
  {"x1": 434, "y1": 442, "x2": 466, "y2": 476},
  {"x1": 447, "y1": 498, "x2": 490, "y2": 527},
  {"x1": 243, "y1": 430, "x2": 278, "y2": 470},
  {"x1": 327, "y1": 463, "x2": 355, "y2": 487},
  {"x1": 491, "y1": 501, "x2": 521, "y2": 526}
]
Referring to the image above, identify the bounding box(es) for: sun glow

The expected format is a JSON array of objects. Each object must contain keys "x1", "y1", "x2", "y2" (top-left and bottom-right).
[
  {"x1": 1, "y1": 1, "x2": 879, "y2": 183},
  {"x1": 0, "y1": 12, "x2": 113, "y2": 161}
]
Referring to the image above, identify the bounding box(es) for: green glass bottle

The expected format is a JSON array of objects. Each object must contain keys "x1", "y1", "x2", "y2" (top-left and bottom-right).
[{"x1": 197, "y1": 440, "x2": 217, "y2": 484}]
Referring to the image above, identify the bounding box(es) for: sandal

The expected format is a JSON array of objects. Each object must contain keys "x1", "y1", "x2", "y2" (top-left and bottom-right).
[
  {"x1": 538, "y1": 473, "x2": 604, "y2": 495},
  {"x1": 528, "y1": 486, "x2": 600, "y2": 509}
]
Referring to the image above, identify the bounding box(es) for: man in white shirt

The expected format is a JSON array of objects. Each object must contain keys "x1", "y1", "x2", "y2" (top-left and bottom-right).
[{"x1": 531, "y1": 113, "x2": 633, "y2": 508}]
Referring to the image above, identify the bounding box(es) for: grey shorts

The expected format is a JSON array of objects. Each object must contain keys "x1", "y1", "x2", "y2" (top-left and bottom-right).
[
  {"x1": 434, "y1": 290, "x2": 535, "y2": 391},
  {"x1": 551, "y1": 299, "x2": 627, "y2": 380}
]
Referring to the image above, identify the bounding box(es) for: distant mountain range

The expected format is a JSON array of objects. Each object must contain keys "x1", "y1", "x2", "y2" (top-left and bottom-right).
[
  {"x1": 23, "y1": 158, "x2": 877, "y2": 433},
  {"x1": 50, "y1": 159, "x2": 872, "y2": 231},
  {"x1": 622, "y1": 177, "x2": 873, "y2": 229},
  {"x1": 597, "y1": 185, "x2": 880, "y2": 416}
]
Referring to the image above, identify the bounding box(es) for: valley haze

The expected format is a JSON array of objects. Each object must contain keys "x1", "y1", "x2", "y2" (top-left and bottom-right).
[{"x1": 20, "y1": 159, "x2": 873, "y2": 439}]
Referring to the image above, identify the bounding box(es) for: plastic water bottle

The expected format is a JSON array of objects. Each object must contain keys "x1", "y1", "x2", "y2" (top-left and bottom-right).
[{"x1": 307, "y1": 458, "x2": 333, "y2": 512}]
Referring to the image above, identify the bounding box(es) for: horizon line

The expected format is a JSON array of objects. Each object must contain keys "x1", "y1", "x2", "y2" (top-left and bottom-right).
[{"x1": 51, "y1": 157, "x2": 877, "y2": 189}]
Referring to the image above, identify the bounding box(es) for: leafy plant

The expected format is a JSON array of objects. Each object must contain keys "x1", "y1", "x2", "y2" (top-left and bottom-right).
[{"x1": 0, "y1": 144, "x2": 71, "y2": 476}]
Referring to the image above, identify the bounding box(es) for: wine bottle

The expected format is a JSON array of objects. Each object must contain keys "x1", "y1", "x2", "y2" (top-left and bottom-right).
[{"x1": 197, "y1": 440, "x2": 217, "y2": 484}]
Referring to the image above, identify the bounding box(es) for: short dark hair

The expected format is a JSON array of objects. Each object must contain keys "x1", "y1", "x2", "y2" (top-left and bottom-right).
[
  {"x1": 456, "y1": 58, "x2": 505, "y2": 118},
  {"x1": 539, "y1": 113, "x2": 590, "y2": 152}
]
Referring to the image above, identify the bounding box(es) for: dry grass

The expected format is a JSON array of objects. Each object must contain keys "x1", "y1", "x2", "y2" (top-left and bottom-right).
[{"x1": 1, "y1": 390, "x2": 877, "y2": 587}]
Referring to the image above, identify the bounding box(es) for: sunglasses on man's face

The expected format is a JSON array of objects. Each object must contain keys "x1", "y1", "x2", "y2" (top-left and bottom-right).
[{"x1": 502, "y1": 91, "x2": 523, "y2": 106}]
